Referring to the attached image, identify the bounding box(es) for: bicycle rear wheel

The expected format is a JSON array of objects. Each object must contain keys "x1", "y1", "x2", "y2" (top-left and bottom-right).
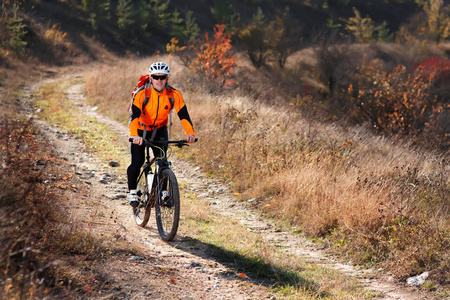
[
  {"x1": 133, "y1": 171, "x2": 151, "y2": 227},
  {"x1": 155, "y1": 168, "x2": 180, "y2": 241}
]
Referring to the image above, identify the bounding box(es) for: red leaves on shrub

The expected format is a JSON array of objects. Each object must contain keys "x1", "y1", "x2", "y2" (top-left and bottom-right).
[{"x1": 190, "y1": 24, "x2": 237, "y2": 89}]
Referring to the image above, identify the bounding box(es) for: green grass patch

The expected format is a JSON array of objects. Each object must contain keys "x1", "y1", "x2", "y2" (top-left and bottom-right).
[
  {"x1": 34, "y1": 79, "x2": 129, "y2": 173},
  {"x1": 181, "y1": 191, "x2": 372, "y2": 299}
]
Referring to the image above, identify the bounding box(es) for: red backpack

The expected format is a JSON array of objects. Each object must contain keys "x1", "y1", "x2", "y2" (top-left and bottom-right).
[{"x1": 127, "y1": 75, "x2": 175, "y2": 114}]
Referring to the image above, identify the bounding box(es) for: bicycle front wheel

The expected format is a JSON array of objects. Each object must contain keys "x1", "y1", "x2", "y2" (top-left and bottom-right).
[
  {"x1": 155, "y1": 168, "x2": 180, "y2": 241},
  {"x1": 134, "y1": 171, "x2": 151, "y2": 227}
]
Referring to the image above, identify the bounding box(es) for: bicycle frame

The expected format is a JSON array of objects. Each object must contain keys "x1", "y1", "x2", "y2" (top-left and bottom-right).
[
  {"x1": 132, "y1": 138, "x2": 190, "y2": 208},
  {"x1": 130, "y1": 137, "x2": 196, "y2": 240}
]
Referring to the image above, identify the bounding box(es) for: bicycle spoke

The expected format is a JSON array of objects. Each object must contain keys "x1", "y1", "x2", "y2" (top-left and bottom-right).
[{"x1": 129, "y1": 139, "x2": 194, "y2": 239}]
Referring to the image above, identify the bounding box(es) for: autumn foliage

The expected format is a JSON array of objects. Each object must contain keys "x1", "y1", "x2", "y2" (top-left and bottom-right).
[
  {"x1": 347, "y1": 62, "x2": 448, "y2": 146},
  {"x1": 416, "y1": 56, "x2": 450, "y2": 100},
  {"x1": 417, "y1": 56, "x2": 450, "y2": 75},
  {"x1": 190, "y1": 24, "x2": 237, "y2": 89}
]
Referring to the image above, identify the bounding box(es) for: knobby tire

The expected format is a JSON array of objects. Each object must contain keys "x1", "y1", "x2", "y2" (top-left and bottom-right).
[
  {"x1": 155, "y1": 168, "x2": 180, "y2": 241},
  {"x1": 133, "y1": 170, "x2": 152, "y2": 227}
]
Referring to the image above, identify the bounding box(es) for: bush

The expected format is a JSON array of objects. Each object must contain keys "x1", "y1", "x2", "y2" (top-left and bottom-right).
[
  {"x1": 347, "y1": 61, "x2": 447, "y2": 148},
  {"x1": 417, "y1": 56, "x2": 450, "y2": 101},
  {"x1": 190, "y1": 24, "x2": 237, "y2": 91}
]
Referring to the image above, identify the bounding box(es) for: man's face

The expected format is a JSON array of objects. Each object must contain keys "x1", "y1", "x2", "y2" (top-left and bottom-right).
[{"x1": 151, "y1": 73, "x2": 168, "y2": 91}]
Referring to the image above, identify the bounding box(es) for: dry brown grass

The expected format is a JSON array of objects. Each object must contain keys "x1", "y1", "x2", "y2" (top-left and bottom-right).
[
  {"x1": 0, "y1": 119, "x2": 70, "y2": 298},
  {"x1": 84, "y1": 56, "x2": 449, "y2": 287},
  {"x1": 0, "y1": 82, "x2": 123, "y2": 298},
  {"x1": 84, "y1": 62, "x2": 138, "y2": 123},
  {"x1": 0, "y1": 60, "x2": 36, "y2": 117},
  {"x1": 0, "y1": 116, "x2": 130, "y2": 299}
]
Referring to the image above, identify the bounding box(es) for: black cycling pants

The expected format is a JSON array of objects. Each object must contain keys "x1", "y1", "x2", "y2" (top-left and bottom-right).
[{"x1": 127, "y1": 126, "x2": 168, "y2": 190}]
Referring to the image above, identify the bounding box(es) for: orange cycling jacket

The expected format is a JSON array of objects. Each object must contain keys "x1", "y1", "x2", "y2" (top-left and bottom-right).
[{"x1": 129, "y1": 84, "x2": 195, "y2": 137}]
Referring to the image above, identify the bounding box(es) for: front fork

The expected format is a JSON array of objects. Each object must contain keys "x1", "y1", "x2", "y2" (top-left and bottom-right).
[{"x1": 154, "y1": 160, "x2": 171, "y2": 205}]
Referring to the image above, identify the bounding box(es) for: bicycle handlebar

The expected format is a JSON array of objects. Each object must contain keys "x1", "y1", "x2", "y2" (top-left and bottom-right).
[{"x1": 128, "y1": 137, "x2": 198, "y2": 148}]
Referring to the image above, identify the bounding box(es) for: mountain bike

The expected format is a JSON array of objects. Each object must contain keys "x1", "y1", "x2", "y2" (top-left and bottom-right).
[{"x1": 129, "y1": 137, "x2": 195, "y2": 241}]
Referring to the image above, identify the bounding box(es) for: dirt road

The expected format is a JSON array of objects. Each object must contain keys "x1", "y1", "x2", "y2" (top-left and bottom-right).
[{"x1": 23, "y1": 68, "x2": 431, "y2": 299}]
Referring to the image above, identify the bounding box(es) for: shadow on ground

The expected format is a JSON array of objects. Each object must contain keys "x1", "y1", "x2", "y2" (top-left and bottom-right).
[{"x1": 166, "y1": 234, "x2": 328, "y2": 298}]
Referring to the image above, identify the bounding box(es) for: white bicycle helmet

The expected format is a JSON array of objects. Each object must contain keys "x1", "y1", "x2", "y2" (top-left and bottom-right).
[{"x1": 149, "y1": 62, "x2": 170, "y2": 75}]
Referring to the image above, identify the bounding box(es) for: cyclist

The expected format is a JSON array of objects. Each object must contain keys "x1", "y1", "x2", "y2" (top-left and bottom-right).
[{"x1": 127, "y1": 62, "x2": 196, "y2": 207}]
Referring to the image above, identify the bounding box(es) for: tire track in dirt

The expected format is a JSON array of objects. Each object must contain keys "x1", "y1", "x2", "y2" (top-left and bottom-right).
[{"x1": 24, "y1": 70, "x2": 432, "y2": 299}]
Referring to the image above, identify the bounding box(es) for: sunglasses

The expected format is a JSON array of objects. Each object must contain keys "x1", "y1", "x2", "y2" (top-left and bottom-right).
[{"x1": 151, "y1": 75, "x2": 168, "y2": 80}]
